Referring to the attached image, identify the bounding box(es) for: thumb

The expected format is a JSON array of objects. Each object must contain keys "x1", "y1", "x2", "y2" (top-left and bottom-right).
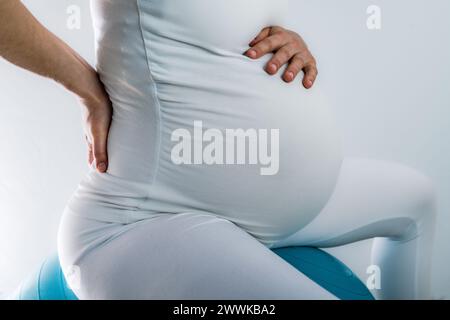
[{"x1": 92, "y1": 131, "x2": 108, "y2": 173}]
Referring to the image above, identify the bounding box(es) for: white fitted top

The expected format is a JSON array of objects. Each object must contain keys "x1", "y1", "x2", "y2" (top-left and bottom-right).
[{"x1": 69, "y1": 0, "x2": 343, "y2": 246}]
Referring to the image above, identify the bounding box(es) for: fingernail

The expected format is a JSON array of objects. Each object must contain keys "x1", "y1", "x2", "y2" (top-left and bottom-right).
[
  {"x1": 97, "y1": 162, "x2": 107, "y2": 172},
  {"x1": 285, "y1": 71, "x2": 294, "y2": 81},
  {"x1": 307, "y1": 80, "x2": 313, "y2": 87},
  {"x1": 245, "y1": 49, "x2": 257, "y2": 58},
  {"x1": 266, "y1": 63, "x2": 277, "y2": 74}
]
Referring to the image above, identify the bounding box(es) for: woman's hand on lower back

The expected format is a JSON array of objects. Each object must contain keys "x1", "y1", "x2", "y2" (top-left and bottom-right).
[
  {"x1": 80, "y1": 81, "x2": 112, "y2": 173},
  {"x1": 244, "y1": 26, "x2": 318, "y2": 89},
  {"x1": 0, "y1": 0, "x2": 112, "y2": 173}
]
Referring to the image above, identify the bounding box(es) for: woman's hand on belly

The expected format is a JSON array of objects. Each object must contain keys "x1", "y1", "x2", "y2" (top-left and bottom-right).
[{"x1": 244, "y1": 26, "x2": 318, "y2": 89}]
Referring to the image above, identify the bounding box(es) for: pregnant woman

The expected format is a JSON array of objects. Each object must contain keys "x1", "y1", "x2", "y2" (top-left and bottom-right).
[{"x1": 1, "y1": 0, "x2": 437, "y2": 299}]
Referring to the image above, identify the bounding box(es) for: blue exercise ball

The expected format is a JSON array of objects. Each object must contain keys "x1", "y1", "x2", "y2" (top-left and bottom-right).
[
  {"x1": 11, "y1": 254, "x2": 77, "y2": 300},
  {"x1": 272, "y1": 247, "x2": 374, "y2": 300},
  {"x1": 11, "y1": 247, "x2": 374, "y2": 300}
]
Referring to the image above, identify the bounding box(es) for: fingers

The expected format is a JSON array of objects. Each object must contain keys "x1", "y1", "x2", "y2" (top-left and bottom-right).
[
  {"x1": 301, "y1": 58, "x2": 318, "y2": 89},
  {"x1": 265, "y1": 43, "x2": 298, "y2": 75},
  {"x1": 266, "y1": 49, "x2": 318, "y2": 88},
  {"x1": 282, "y1": 53, "x2": 318, "y2": 88},
  {"x1": 88, "y1": 148, "x2": 94, "y2": 166},
  {"x1": 85, "y1": 135, "x2": 94, "y2": 165},
  {"x1": 245, "y1": 26, "x2": 318, "y2": 88},
  {"x1": 283, "y1": 55, "x2": 305, "y2": 82},
  {"x1": 245, "y1": 32, "x2": 289, "y2": 60},
  {"x1": 91, "y1": 127, "x2": 108, "y2": 173},
  {"x1": 248, "y1": 27, "x2": 271, "y2": 46}
]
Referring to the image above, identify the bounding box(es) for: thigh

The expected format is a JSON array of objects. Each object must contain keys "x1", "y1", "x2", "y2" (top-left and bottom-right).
[
  {"x1": 59, "y1": 210, "x2": 336, "y2": 299},
  {"x1": 270, "y1": 157, "x2": 435, "y2": 248}
]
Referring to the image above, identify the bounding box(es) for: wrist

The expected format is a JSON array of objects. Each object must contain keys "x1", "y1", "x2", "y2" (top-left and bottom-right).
[
  {"x1": 61, "y1": 51, "x2": 107, "y2": 106},
  {"x1": 73, "y1": 72, "x2": 108, "y2": 106}
]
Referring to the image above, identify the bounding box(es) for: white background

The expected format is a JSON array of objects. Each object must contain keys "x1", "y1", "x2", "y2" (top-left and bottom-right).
[{"x1": 0, "y1": 0, "x2": 449, "y2": 298}]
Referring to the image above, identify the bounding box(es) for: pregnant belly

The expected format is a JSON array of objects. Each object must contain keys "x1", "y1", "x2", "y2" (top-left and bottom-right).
[
  {"x1": 149, "y1": 53, "x2": 343, "y2": 239},
  {"x1": 90, "y1": 0, "x2": 343, "y2": 242}
]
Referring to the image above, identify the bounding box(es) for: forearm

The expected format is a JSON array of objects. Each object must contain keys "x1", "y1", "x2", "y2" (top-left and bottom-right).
[{"x1": 0, "y1": 0, "x2": 102, "y2": 102}]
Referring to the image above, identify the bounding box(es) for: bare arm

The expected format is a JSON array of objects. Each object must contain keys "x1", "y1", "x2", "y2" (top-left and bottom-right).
[{"x1": 0, "y1": 0, "x2": 111, "y2": 172}]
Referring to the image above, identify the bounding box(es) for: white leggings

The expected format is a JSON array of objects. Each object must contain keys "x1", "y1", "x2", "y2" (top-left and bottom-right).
[{"x1": 57, "y1": 157, "x2": 437, "y2": 300}]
